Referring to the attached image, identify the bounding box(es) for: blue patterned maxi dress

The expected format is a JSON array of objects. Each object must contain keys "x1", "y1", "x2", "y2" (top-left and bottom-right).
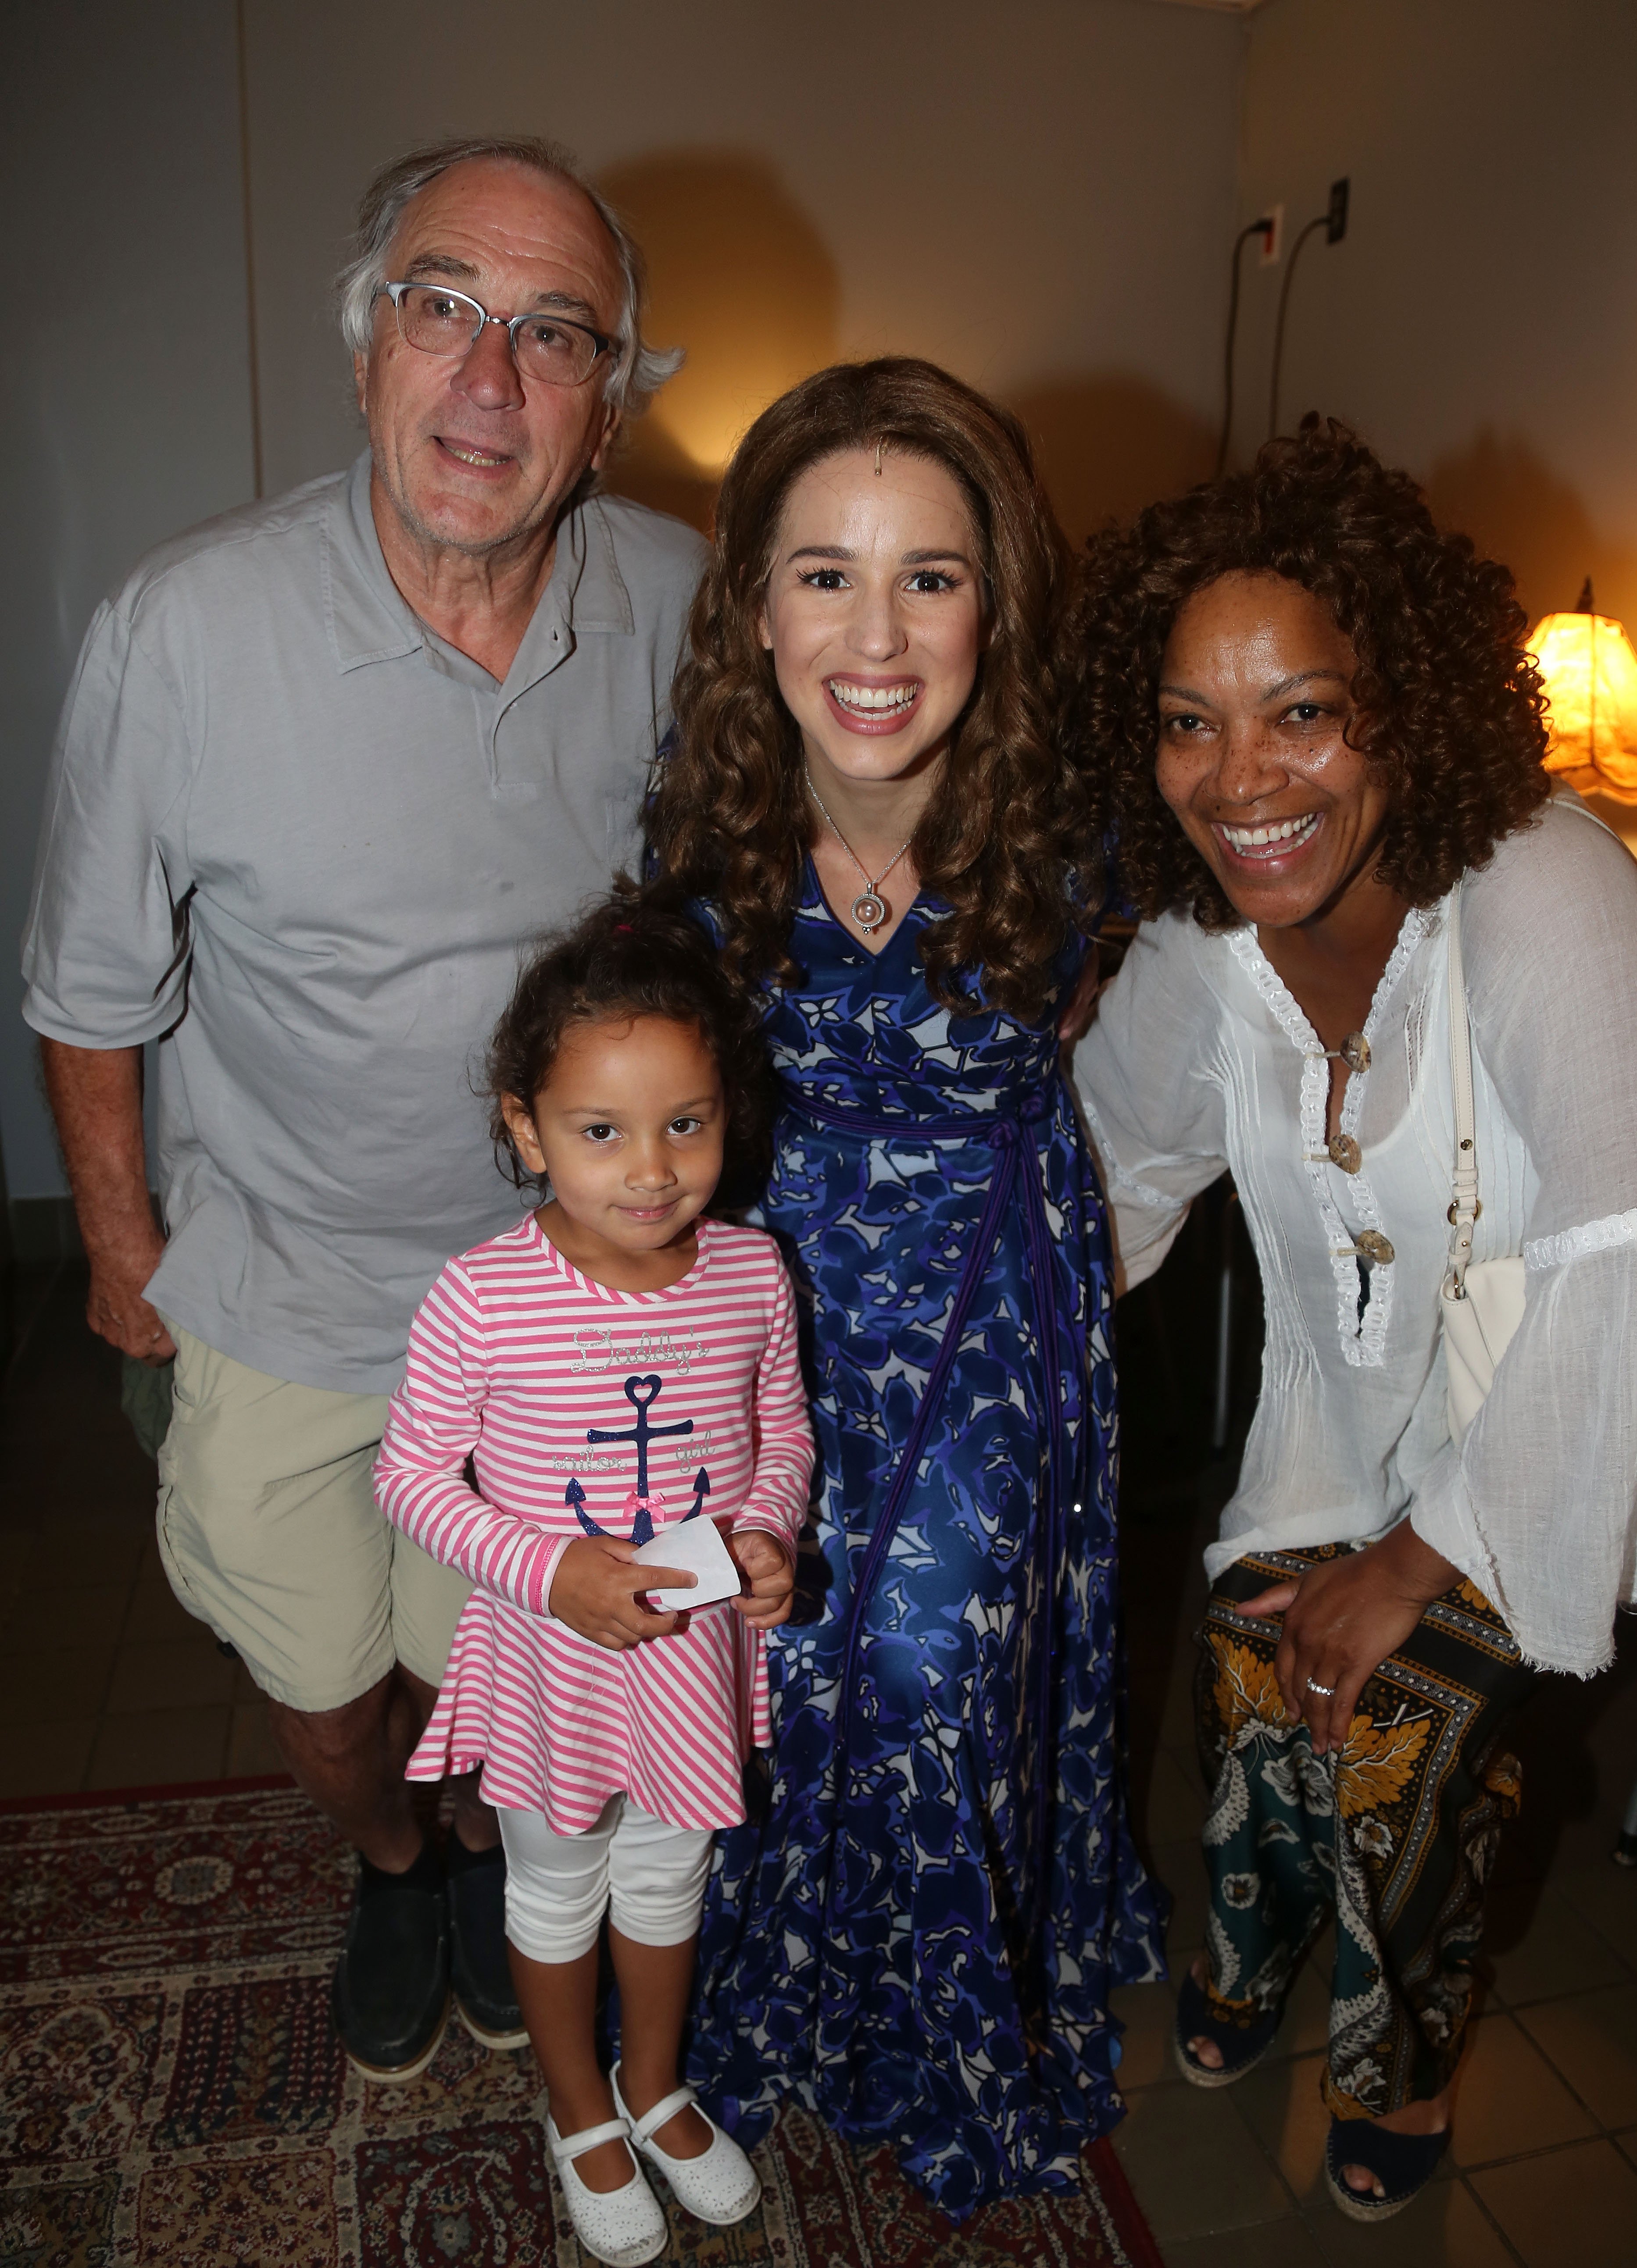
[{"x1": 686, "y1": 870, "x2": 1167, "y2": 2218}]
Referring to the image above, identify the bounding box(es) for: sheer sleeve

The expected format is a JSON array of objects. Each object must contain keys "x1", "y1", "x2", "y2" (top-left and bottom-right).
[
  {"x1": 1409, "y1": 802, "x2": 1637, "y2": 1674},
  {"x1": 1073, "y1": 913, "x2": 1230, "y2": 1291}
]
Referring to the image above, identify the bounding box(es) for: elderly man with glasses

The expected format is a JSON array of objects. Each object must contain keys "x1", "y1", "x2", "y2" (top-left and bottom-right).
[{"x1": 22, "y1": 136, "x2": 704, "y2": 2081}]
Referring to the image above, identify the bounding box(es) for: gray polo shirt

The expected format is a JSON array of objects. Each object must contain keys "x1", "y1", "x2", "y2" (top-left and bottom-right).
[{"x1": 21, "y1": 452, "x2": 705, "y2": 1393}]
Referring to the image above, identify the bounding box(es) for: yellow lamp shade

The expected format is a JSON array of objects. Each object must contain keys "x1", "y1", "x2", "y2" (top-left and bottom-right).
[{"x1": 1531, "y1": 606, "x2": 1637, "y2": 802}]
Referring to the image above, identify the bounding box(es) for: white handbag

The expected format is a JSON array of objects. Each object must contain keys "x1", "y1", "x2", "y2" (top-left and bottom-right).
[{"x1": 1440, "y1": 881, "x2": 1525, "y2": 1445}]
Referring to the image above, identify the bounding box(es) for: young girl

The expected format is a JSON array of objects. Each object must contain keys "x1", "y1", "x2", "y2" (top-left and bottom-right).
[{"x1": 375, "y1": 894, "x2": 814, "y2": 2268}]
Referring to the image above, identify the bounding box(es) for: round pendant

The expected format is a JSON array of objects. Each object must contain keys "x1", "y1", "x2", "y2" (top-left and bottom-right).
[
  {"x1": 1327, "y1": 1133, "x2": 1363, "y2": 1175},
  {"x1": 1355, "y1": 1230, "x2": 1396, "y2": 1266},
  {"x1": 1340, "y1": 1031, "x2": 1372, "y2": 1074},
  {"x1": 851, "y1": 890, "x2": 886, "y2": 933}
]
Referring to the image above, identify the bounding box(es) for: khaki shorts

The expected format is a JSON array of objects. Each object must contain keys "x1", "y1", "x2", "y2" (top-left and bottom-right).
[{"x1": 155, "y1": 1324, "x2": 471, "y2": 1713}]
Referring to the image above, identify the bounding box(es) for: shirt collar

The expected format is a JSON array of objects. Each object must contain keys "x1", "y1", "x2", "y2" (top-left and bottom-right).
[
  {"x1": 322, "y1": 452, "x2": 426, "y2": 674},
  {"x1": 322, "y1": 452, "x2": 635, "y2": 679},
  {"x1": 561, "y1": 493, "x2": 636, "y2": 636}
]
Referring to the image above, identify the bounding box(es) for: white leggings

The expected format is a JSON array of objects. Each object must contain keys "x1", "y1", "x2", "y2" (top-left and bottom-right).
[{"x1": 497, "y1": 1794, "x2": 714, "y2": 1965}]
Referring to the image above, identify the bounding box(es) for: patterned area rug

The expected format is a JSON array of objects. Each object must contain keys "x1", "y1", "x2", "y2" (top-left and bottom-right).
[{"x1": 0, "y1": 1783, "x2": 1162, "y2": 2266}]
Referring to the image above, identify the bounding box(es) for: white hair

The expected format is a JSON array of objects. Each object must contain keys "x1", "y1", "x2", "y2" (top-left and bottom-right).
[{"x1": 335, "y1": 134, "x2": 683, "y2": 417}]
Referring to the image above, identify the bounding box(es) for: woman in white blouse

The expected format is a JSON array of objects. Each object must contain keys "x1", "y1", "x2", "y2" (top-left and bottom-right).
[{"x1": 1072, "y1": 419, "x2": 1637, "y2": 2222}]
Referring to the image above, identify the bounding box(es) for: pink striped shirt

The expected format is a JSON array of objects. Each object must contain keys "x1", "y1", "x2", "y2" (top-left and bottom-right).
[{"x1": 375, "y1": 1214, "x2": 814, "y2": 1832}]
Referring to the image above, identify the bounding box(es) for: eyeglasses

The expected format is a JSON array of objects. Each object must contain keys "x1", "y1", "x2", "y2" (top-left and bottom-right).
[{"x1": 378, "y1": 282, "x2": 618, "y2": 388}]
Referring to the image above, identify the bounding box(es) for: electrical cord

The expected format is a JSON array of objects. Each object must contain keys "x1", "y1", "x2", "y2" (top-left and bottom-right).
[
  {"x1": 1215, "y1": 219, "x2": 1272, "y2": 476},
  {"x1": 1267, "y1": 213, "x2": 1329, "y2": 441}
]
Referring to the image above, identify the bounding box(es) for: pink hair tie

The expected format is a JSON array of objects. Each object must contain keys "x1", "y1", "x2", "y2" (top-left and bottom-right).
[{"x1": 613, "y1": 922, "x2": 634, "y2": 934}]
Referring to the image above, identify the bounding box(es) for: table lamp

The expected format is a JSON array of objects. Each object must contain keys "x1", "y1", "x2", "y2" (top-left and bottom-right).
[{"x1": 1532, "y1": 578, "x2": 1637, "y2": 803}]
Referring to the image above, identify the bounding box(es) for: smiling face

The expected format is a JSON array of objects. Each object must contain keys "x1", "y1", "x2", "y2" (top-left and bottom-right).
[
  {"x1": 500, "y1": 1014, "x2": 725, "y2": 1289},
  {"x1": 758, "y1": 446, "x2": 988, "y2": 796},
  {"x1": 1155, "y1": 571, "x2": 1397, "y2": 930},
  {"x1": 355, "y1": 158, "x2": 624, "y2": 563}
]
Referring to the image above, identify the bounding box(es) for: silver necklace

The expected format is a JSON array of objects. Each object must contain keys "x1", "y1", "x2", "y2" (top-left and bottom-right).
[{"x1": 804, "y1": 769, "x2": 914, "y2": 936}]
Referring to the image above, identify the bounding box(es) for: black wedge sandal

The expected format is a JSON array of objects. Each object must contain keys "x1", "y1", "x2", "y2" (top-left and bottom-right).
[
  {"x1": 1172, "y1": 1966, "x2": 1282, "y2": 2087},
  {"x1": 1324, "y1": 2115, "x2": 1449, "y2": 2222}
]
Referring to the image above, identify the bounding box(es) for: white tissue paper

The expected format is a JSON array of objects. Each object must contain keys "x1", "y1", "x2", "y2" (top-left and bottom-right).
[{"x1": 632, "y1": 1517, "x2": 743, "y2": 1612}]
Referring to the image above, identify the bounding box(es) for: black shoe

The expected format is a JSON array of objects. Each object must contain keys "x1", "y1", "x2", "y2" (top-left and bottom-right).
[
  {"x1": 330, "y1": 1841, "x2": 450, "y2": 2082},
  {"x1": 1173, "y1": 1964, "x2": 1282, "y2": 2088},
  {"x1": 447, "y1": 1837, "x2": 528, "y2": 2050},
  {"x1": 1324, "y1": 2113, "x2": 1449, "y2": 2222}
]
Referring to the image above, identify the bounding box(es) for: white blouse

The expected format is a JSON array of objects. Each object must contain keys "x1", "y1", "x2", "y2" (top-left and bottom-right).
[{"x1": 1075, "y1": 795, "x2": 1637, "y2": 1677}]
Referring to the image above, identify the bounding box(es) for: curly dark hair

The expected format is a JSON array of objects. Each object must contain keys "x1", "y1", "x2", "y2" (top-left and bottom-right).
[
  {"x1": 1068, "y1": 415, "x2": 1551, "y2": 927},
  {"x1": 484, "y1": 884, "x2": 774, "y2": 1208},
  {"x1": 648, "y1": 357, "x2": 1097, "y2": 1022}
]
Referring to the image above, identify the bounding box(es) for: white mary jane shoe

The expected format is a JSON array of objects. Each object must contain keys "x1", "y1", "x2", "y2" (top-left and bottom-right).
[
  {"x1": 545, "y1": 2112, "x2": 668, "y2": 2268},
  {"x1": 611, "y1": 2063, "x2": 761, "y2": 2226}
]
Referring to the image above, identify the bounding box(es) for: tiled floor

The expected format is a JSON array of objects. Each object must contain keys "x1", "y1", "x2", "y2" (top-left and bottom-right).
[
  {"x1": 1113, "y1": 1479, "x2": 1637, "y2": 2266},
  {"x1": 4, "y1": 1251, "x2": 1636, "y2": 2264}
]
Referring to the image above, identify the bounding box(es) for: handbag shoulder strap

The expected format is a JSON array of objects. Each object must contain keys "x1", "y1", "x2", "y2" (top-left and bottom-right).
[
  {"x1": 1444, "y1": 799, "x2": 1615, "y2": 1296},
  {"x1": 1550, "y1": 784, "x2": 1625, "y2": 844},
  {"x1": 1444, "y1": 883, "x2": 1480, "y2": 1296}
]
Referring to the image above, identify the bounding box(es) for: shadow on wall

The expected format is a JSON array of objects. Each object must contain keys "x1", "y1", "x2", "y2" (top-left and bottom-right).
[
  {"x1": 594, "y1": 147, "x2": 1218, "y2": 551},
  {"x1": 1424, "y1": 428, "x2": 1637, "y2": 634},
  {"x1": 1008, "y1": 376, "x2": 1215, "y2": 549},
  {"x1": 595, "y1": 150, "x2": 842, "y2": 534}
]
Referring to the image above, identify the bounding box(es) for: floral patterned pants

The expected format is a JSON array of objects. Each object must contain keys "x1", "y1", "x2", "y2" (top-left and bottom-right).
[{"x1": 1194, "y1": 1543, "x2": 1536, "y2": 2117}]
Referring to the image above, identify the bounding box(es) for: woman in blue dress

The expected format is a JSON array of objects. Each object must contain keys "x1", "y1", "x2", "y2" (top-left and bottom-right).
[{"x1": 647, "y1": 359, "x2": 1165, "y2": 2219}]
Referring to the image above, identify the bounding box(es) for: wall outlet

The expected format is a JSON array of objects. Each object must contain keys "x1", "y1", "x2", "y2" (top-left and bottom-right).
[
  {"x1": 1327, "y1": 177, "x2": 1350, "y2": 244},
  {"x1": 1258, "y1": 203, "x2": 1284, "y2": 264}
]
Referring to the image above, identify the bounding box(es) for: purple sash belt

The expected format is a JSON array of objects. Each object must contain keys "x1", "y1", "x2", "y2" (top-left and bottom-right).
[{"x1": 780, "y1": 1076, "x2": 1076, "y2": 1938}]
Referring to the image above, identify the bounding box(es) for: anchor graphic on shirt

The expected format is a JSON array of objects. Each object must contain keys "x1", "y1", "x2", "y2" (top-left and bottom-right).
[{"x1": 565, "y1": 1373, "x2": 710, "y2": 1545}]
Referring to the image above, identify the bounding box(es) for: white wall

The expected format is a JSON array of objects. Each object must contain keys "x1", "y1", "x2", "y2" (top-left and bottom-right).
[
  {"x1": 239, "y1": 0, "x2": 1246, "y2": 539},
  {"x1": 11, "y1": 0, "x2": 1637, "y2": 1202},
  {"x1": 1, "y1": 0, "x2": 257, "y2": 1209},
  {"x1": 1232, "y1": 0, "x2": 1637, "y2": 636},
  {"x1": 16, "y1": 0, "x2": 1636, "y2": 1204},
  {"x1": 4, "y1": 0, "x2": 1250, "y2": 1200}
]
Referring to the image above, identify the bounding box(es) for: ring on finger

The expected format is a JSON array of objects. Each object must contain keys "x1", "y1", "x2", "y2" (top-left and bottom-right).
[{"x1": 1305, "y1": 1677, "x2": 1336, "y2": 1698}]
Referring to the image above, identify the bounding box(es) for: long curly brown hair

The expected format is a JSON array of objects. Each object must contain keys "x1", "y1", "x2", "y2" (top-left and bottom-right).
[
  {"x1": 648, "y1": 358, "x2": 1096, "y2": 1020},
  {"x1": 1068, "y1": 416, "x2": 1551, "y2": 928}
]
